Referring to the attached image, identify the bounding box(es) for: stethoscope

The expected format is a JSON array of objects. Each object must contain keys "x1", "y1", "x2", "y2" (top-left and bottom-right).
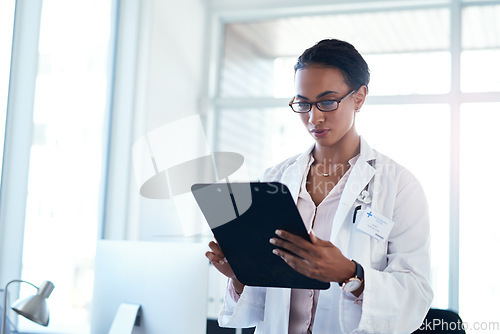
[
  {"x1": 353, "y1": 188, "x2": 371, "y2": 224},
  {"x1": 353, "y1": 160, "x2": 374, "y2": 224}
]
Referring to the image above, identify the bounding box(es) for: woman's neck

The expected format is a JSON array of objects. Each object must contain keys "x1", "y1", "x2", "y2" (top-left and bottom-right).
[{"x1": 312, "y1": 133, "x2": 361, "y2": 166}]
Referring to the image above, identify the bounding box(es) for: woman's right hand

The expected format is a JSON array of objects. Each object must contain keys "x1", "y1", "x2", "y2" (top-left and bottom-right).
[
  {"x1": 206, "y1": 240, "x2": 245, "y2": 295},
  {"x1": 206, "y1": 240, "x2": 236, "y2": 279}
]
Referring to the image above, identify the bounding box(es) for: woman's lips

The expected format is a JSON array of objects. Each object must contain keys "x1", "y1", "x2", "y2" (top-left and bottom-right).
[{"x1": 311, "y1": 128, "x2": 330, "y2": 138}]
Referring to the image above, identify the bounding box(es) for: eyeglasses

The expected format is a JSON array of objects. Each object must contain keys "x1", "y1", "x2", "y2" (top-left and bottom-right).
[{"x1": 289, "y1": 90, "x2": 355, "y2": 113}]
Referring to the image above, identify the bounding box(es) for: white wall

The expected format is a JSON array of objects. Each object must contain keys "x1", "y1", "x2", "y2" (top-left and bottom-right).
[
  {"x1": 136, "y1": 0, "x2": 208, "y2": 137},
  {"x1": 127, "y1": 0, "x2": 209, "y2": 240}
]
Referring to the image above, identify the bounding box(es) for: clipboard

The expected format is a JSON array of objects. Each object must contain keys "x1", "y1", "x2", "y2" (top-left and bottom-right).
[{"x1": 191, "y1": 182, "x2": 330, "y2": 290}]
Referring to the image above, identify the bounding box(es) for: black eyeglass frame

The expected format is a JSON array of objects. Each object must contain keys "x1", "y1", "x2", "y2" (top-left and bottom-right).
[{"x1": 288, "y1": 89, "x2": 356, "y2": 113}]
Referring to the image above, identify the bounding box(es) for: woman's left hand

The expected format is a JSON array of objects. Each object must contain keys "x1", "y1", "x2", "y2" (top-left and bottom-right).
[{"x1": 270, "y1": 229, "x2": 355, "y2": 284}]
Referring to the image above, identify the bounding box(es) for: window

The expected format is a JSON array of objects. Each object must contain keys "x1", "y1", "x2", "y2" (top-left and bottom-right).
[
  {"x1": 217, "y1": 5, "x2": 451, "y2": 309},
  {"x1": 0, "y1": 0, "x2": 15, "y2": 183},
  {"x1": 460, "y1": 103, "x2": 500, "y2": 325},
  {"x1": 461, "y1": 4, "x2": 500, "y2": 93},
  {"x1": 459, "y1": 3, "x2": 500, "y2": 326},
  {"x1": 211, "y1": 0, "x2": 500, "y2": 321},
  {"x1": 357, "y1": 104, "x2": 451, "y2": 308},
  {"x1": 220, "y1": 8, "x2": 450, "y2": 99},
  {"x1": 17, "y1": 0, "x2": 112, "y2": 332}
]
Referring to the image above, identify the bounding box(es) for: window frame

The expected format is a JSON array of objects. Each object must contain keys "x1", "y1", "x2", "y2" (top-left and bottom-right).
[
  {"x1": 204, "y1": 0, "x2": 500, "y2": 313},
  {"x1": 0, "y1": 0, "x2": 43, "y2": 293},
  {"x1": 0, "y1": 0, "x2": 127, "y2": 331}
]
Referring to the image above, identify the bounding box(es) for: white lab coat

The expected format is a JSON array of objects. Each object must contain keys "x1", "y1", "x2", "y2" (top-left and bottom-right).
[{"x1": 218, "y1": 137, "x2": 433, "y2": 333}]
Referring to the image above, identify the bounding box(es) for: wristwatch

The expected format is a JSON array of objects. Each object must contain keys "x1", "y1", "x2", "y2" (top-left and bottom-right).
[{"x1": 339, "y1": 260, "x2": 364, "y2": 292}]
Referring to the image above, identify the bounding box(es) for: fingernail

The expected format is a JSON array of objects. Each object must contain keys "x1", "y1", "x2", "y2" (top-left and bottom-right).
[
  {"x1": 269, "y1": 238, "x2": 276, "y2": 244},
  {"x1": 275, "y1": 230, "x2": 282, "y2": 236},
  {"x1": 219, "y1": 260, "x2": 224, "y2": 265},
  {"x1": 272, "y1": 249, "x2": 279, "y2": 255},
  {"x1": 223, "y1": 257, "x2": 228, "y2": 263}
]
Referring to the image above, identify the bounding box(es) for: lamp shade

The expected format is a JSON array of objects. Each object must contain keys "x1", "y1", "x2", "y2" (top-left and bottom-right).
[{"x1": 11, "y1": 281, "x2": 54, "y2": 326}]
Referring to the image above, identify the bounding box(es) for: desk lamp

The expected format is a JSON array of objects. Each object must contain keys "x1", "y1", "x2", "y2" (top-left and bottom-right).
[{"x1": 1, "y1": 280, "x2": 54, "y2": 334}]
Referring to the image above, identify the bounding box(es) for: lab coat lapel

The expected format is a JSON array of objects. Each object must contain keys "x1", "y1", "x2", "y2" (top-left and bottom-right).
[
  {"x1": 261, "y1": 146, "x2": 312, "y2": 333},
  {"x1": 279, "y1": 145, "x2": 313, "y2": 203},
  {"x1": 315, "y1": 139, "x2": 378, "y2": 332},
  {"x1": 264, "y1": 288, "x2": 291, "y2": 332},
  {"x1": 274, "y1": 140, "x2": 378, "y2": 332},
  {"x1": 329, "y1": 138, "x2": 377, "y2": 244}
]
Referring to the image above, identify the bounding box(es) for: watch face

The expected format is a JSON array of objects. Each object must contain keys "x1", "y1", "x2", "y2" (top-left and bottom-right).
[{"x1": 343, "y1": 279, "x2": 362, "y2": 292}]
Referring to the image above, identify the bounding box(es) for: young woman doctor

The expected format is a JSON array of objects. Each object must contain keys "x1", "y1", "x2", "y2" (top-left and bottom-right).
[{"x1": 206, "y1": 39, "x2": 433, "y2": 333}]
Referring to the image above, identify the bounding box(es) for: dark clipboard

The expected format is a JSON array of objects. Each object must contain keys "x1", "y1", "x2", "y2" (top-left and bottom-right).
[{"x1": 191, "y1": 181, "x2": 330, "y2": 290}]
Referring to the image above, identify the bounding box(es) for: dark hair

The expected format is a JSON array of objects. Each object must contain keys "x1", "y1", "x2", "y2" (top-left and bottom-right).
[{"x1": 294, "y1": 39, "x2": 370, "y2": 92}]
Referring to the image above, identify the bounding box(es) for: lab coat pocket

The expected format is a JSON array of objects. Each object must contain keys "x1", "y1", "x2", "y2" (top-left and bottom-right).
[
  {"x1": 348, "y1": 227, "x2": 387, "y2": 272},
  {"x1": 351, "y1": 208, "x2": 390, "y2": 271},
  {"x1": 370, "y1": 237, "x2": 389, "y2": 271}
]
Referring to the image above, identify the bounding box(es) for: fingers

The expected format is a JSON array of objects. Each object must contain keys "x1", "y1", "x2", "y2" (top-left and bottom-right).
[
  {"x1": 270, "y1": 236, "x2": 312, "y2": 261},
  {"x1": 208, "y1": 241, "x2": 225, "y2": 258},
  {"x1": 308, "y1": 230, "x2": 331, "y2": 245},
  {"x1": 275, "y1": 229, "x2": 312, "y2": 248},
  {"x1": 206, "y1": 241, "x2": 236, "y2": 279},
  {"x1": 270, "y1": 229, "x2": 342, "y2": 282},
  {"x1": 206, "y1": 241, "x2": 226, "y2": 265},
  {"x1": 272, "y1": 248, "x2": 321, "y2": 280},
  {"x1": 270, "y1": 229, "x2": 330, "y2": 261},
  {"x1": 309, "y1": 230, "x2": 318, "y2": 243},
  {"x1": 205, "y1": 251, "x2": 224, "y2": 265},
  {"x1": 208, "y1": 240, "x2": 222, "y2": 253}
]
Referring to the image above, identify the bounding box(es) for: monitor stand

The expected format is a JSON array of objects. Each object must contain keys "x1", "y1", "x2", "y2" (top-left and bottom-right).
[{"x1": 108, "y1": 303, "x2": 141, "y2": 334}]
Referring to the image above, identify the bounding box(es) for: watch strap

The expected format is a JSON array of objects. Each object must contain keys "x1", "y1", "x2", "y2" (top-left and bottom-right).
[
  {"x1": 353, "y1": 260, "x2": 364, "y2": 281},
  {"x1": 338, "y1": 260, "x2": 364, "y2": 286}
]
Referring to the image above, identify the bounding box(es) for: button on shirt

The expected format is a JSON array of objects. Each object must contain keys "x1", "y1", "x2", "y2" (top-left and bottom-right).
[{"x1": 288, "y1": 153, "x2": 359, "y2": 334}]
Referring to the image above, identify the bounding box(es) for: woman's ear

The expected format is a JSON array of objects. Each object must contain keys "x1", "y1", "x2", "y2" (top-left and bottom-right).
[{"x1": 354, "y1": 85, "x2": 368, "y2": 111}]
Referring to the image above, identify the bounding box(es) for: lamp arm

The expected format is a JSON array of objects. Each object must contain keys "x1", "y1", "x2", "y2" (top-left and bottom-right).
[{"x1": 2, "y1": 280, "x2": 39, "y2": 334}]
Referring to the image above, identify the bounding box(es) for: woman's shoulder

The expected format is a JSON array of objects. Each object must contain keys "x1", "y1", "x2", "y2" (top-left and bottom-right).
[
  {"x1": 259, "y1": 153, "x2": 303, "y2": 182},
  {"x1": 360, "y1": 137, "x2": 415, "y2": 181},
  {"x1": 372, "y1": 149, "x2": 421, "y2": 189}
]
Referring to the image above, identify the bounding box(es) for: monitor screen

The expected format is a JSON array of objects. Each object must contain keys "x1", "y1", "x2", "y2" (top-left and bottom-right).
[{"x1": 90, "y1": 240, "x2": 209, "y2": 334}]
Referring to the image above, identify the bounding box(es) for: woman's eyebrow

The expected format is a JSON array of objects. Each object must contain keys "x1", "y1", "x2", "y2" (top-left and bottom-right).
[
  {"x1": 295, "y1": 94, "x2": 309, "y2": 100},
  {"x1": 316, "y1": 90, "x2": 339, "y2": 99},
  {"x1": 295, "y1": 91, "x2": 340, "y2": 100}
]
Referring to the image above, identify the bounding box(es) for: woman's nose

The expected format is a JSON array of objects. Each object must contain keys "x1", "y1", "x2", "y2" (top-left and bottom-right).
[{"x1": 308, "y1": 105, "x2": 324, "y2": 125}]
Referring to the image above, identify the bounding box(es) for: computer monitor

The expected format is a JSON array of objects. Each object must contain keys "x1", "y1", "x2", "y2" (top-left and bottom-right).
[{"x1": 90, "y1": 240, "x2": 209, "y2": 334}]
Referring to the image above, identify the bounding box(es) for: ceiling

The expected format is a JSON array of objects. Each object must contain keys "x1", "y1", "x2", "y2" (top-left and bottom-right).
[{"x1": 225, "y1": 4, "x2": 500, "y2": 58}]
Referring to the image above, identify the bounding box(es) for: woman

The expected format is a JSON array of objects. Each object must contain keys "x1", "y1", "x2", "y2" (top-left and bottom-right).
[{"x1": 206, "y1": 39, "x2": 433, "y2": 333}]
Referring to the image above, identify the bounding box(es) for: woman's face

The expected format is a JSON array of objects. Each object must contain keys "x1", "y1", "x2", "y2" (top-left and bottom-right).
[{"x1": 294, "y1": 66, "x2": 360, "y2": 148}]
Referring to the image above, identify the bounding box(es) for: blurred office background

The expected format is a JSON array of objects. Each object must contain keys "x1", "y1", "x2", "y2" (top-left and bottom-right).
[{"x1": 0, "y1": 0, "x2": 499, "y2": 333}]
